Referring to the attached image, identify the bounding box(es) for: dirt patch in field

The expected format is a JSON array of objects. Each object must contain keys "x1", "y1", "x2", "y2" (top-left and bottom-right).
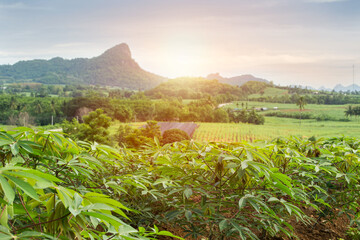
[
  {"x1": 158, "y1": 207, "x2": 351, "y2": 240},
  {"x1": 270, "y1": 207, "x2": 350, "y2": 240}
]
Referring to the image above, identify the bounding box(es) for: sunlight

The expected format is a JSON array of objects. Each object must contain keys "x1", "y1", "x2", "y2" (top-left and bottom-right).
[{"x1": 155, "y1": 34, "x2": 208, "y2": 77}]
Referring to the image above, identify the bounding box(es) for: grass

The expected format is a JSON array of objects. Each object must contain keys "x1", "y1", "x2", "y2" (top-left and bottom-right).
[{"x1": 226, "y1": 101, "x2": 351, "y2": 121}]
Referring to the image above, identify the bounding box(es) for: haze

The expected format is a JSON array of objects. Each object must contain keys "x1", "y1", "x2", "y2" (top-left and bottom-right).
[{"x1": 0, "y1": 0, "x2": 359, "y2": 88}]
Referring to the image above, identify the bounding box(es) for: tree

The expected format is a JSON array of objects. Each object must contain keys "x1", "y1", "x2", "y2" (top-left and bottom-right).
[
  {"x1": 213, "y1": 108, "x2": 229, "y2": 123},
  {"x1": 62, "y1": 109, "x2": 112, "y2": 144},
  {"x1": 345, "y1": 105, "x2": 353, "y2": 118},
  {"x1": 116, "y1": 124, "x2": 149, "y2": 148},
  {"x1": 112, "y1": 105, "x2": 133, "y2": 122},
  {"x1": 116, "y1": 121, "x2": 161, "y2": 148},
  {"x1": 296, "y1": 96, "x2": 307, "y2": 125},
  {"x1": 161, "y1": 128, "x2": 190, "y2": 145},
  {"x1": 141, "y1": 120, "x2": 161, "y2": 139}
]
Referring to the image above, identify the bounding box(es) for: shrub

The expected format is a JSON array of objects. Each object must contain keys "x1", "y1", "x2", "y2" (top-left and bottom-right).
[{"x1": 161, "y1": 128, "x2": 190, "y2": 145}]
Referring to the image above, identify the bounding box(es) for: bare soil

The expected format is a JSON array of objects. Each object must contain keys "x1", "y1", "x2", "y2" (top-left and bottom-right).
[{"x1": 159, "y1": 207, "x2": 351, "y2": 240}]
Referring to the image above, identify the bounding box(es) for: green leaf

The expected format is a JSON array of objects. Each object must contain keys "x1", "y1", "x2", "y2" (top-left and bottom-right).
[
  {"x1": 0, "y1": 176, "x2": 14, "y2": 204},
  {"x1": 0, "y1": 206, "x2": 8, "y2": 228},
  {"x1": 17, "y1": 231, "x2": 57, "y2": 239},
  {"x1": 118, "y1": 224, "x2": 138, "y2": 235},
  {"x1": 185, "y1": 210, "x2": 192, "y2": 221},
  {"x1": 219, "y1": 219, "x2": 228, "y2": 231},
  {"x1": 268, "y1": 197, "x2": 279, "y2": 202},
  {"x1": 25, "y1": 170, "x2": 63, "y2": 183},
  {"x1": 82, "y1": 212, "x2": 124, "y2": 229},
  {"x1": 157, "y1": 231, "x2": 184, "y2": 239},
  {"x1": 4, "y1": 174, "x2": 39, "y2": 201},
  {"x1": 56, "y1": 187, "x2": 72, "y2": 208},
  {"x1": 85, "y1": 193, "x2": 131, "y2": 211},
  {"x1": 274, "y1": 181, "x2": 292, "y2": 196},
  {"x1": 239, "y1": 194, "x2": 251, "y2": 210},
  {"x1": 0, "y1": 233, "x2": 12, "y2": 240},
  {"x1": 0, "y1": 140, "x2": 12, "y2": 148},
  {"x1": 10, "y1": 143, "x2": 19, "y2": 156},
  {"x1": 183, "y1": 188, "x2": 193, "y2": 199},
  {"x1": 5, "y1": 172, "x2": 52, "y2": 185},
  {"x1": 271, "y1": 172, "x2": 292, "y2": 188}
]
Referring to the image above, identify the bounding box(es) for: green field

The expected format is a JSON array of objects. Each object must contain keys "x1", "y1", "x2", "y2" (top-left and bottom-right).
[
  {"x1": 193, "y1": 117, "x2": 359, "y2": 142},
  {"x1": 226, "y1": 101, "x2": 350, "y2": 120},
  {"x1": 110, "y1": 100, "x2": 359, "y2": 142},
  {"x1": 248, "y1": 87, "x2": 288, "y2": 98},
  {"x1": 110, "y1": 115, "x2": 359, "y2": 143}
]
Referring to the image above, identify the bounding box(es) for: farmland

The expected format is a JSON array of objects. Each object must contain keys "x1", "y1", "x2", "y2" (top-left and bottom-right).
[
  {"x1": 193, "y1": 117, "x2": 360, "y2": 142},
  {"x1": 2, "y1": 127, "x2": 360, "y2": 239},
  {"x1": 110, "y1": 100, "x2": 359, "y2": 143},
  {"x1": 195, "y1": 101, "x2": 358, "y2": 142},
  {"x1": 111, "y1": 115, "x2": 359, "y2": 143},
  {"x1": 226, "y1": 101, "x2": 350, "y2": 120}
]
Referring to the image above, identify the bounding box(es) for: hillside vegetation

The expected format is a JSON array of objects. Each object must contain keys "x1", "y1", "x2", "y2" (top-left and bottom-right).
[{"x1": 0, "y1": 43, "x2": 165, "y2": 90}]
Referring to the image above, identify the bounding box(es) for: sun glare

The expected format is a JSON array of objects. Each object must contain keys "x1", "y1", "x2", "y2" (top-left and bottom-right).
[{"x1": 157, "y1": 35, "x2": 207, "y2": 78}]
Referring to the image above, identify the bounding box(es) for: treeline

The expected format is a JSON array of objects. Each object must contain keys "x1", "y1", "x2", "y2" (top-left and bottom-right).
[
  {"x1": 265, "y1": 111, "x2": 349, "y2": 122},
  {"x1": 0, "y1": 95, "x2": 67, "y2": 125},
  {"x1": 228, "y1": 109, "x2": 265, "y2": 125},
  {"x1": 63, "y1": 94, "x2": 265, "y2": 124},
  {"x1": 251, "y1": 93, "x2": 360, "y2": 105},
  {"x1": 145, "y1": 78, "x2": 270, "y2": 103},
  {"x1": 0, "y1": 93, "x2": 265, "y2": 126},
  {"x1": 0, "y1": 82, "x2": 114, "y2": 98}
]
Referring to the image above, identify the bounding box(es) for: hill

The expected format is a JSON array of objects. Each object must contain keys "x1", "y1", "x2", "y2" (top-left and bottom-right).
[
  {"x1": 206, "y1": 73, "x2": 269, "y2": 86},
  {"x1": 0, "y1": 43, "x2": 165, "y2": 90},
  {"x1": 145, "y1": 77, "x2": 244, "y2": 99}
]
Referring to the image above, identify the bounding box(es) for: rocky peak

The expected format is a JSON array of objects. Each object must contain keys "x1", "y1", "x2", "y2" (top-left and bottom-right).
[{"x1": 100, "y1": 43, "x2": 132, "y2": 60}]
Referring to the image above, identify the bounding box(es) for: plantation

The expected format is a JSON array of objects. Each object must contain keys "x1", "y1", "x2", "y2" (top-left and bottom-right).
[
  {"x1": 0, "y1": 127, "x2": 360, "y2": 239},
  {"x1": 193, "y1": 117, "x2": 360, "y2": 142}
]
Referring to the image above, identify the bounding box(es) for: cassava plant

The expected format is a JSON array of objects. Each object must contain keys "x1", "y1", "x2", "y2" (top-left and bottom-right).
[{"x1": 0, "y1": 128, "x2": 180, "y2": 240}]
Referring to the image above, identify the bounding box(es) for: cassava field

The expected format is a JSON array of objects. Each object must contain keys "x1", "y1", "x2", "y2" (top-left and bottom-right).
[
  {"x1": 1, "y1": 128, "x2": 360, "y2": 240},
  {"x1": 193, "y1": 117, "x2": 360, "y2": 142}
]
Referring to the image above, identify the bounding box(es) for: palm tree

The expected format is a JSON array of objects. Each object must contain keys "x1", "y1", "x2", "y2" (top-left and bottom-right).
[
  {"x1": 345, "y1": 105, "x2": 353, "y2": 118},
  {"x1": 296, "y1": 96, "x2": 307, "y2": 125}
]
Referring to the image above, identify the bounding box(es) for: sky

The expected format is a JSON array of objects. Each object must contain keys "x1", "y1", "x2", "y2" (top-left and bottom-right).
[{"x1": 0, "y1": 0, "x2": 359, "y2": 88}]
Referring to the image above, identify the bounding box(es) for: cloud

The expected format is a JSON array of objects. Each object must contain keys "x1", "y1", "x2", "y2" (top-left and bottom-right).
[
  {"x1": 0, "y1": 2, "x2": 50, "y2": 10},
  {"x1": 54, "y1": 42, "x2": 91, "y2": 48},
  {"x1": 305, "y1": 0, "x2": 346, "y2": 3}
]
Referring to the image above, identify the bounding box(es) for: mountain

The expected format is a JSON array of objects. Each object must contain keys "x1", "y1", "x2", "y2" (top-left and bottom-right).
[
  {"x1": 333, "y1": 84, "x2": 360, "y2": 92},
  {"x1": 0, "y1": 43, "x2": 165, "y2": 90},
  {"x1": 206, "y1": 73, "x2": 269, "y2": 86},
  {"x1": 319, "y1": 86, "x2": 332, "y2": 92}
]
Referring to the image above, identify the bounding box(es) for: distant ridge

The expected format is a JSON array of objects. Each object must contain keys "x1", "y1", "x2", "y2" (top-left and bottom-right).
[
  {"x1": 206, "y1": 73, "x2": 269, "y2": 86},
  {"x1": 0, "y1": 43, "x2": 166, "y2": 90},
  {"x1": 333, "y1": 84, "x2": 360, "y2": 92}
]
